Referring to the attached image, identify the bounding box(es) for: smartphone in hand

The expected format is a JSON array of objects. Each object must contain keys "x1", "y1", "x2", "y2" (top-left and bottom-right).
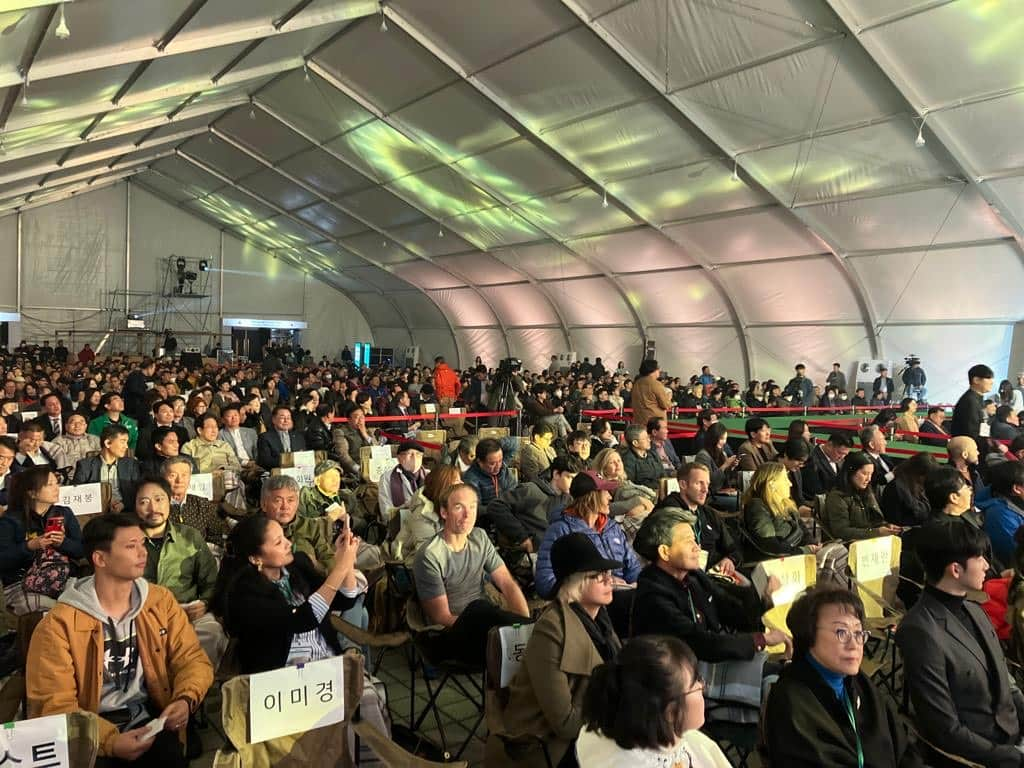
[{"x1": 44, "y1": 517, "x2": 65, "y2": 535}]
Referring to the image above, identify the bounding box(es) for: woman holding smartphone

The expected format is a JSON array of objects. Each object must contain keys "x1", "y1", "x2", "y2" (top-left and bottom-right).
[{"x1": 0, "y1": 465, "x2": 83, "y2": 613}]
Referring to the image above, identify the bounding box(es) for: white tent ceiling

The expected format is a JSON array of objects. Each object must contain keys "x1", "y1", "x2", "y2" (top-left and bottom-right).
[{"x1": 1, "y1": 0, "x2": 1021, "y2": 386}]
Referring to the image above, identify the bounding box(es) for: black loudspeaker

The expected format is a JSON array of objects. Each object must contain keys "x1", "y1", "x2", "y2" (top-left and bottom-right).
[
  {"x1": 645, "y1": 339, "x2": 656, "y2": 360},
  {"x1": 180, "y1": 351, "x2": 203, "y2": 369}
]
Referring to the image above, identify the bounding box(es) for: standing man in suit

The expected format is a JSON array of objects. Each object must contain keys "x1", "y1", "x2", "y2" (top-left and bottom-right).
[
  {"x1": 872, "y1": 366, "x2": 895, "y2": 406},
  {"x1": 256, "y1": 405, "x2": 307, "y2": 470},
  {"x1": 897, "y1": 519, "x2": 1024, "y2": 767},
  {"x1": 801, "y1": 432, "x2": 853, "y2": 497},
  {"x1": 35, "y1": 392, "x2": 65, "y2": 441},
  {"x1": 72, "y1": 423, "x2": 141, "y2": 513}
]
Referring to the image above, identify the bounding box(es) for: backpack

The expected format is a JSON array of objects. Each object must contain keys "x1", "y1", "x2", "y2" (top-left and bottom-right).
[{"x1": 23, "y1": 546, "x2": 73, "y2": 598}]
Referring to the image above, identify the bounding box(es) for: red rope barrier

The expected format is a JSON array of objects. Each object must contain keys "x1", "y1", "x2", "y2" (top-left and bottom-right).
[{"x1": 377, "y1": 431, "x2": 444, "y2": 450}]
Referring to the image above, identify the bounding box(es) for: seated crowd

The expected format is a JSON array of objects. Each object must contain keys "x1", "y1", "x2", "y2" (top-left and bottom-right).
[{"x1": 5, "y1": 340, "x2": 1024, "y2": 767}]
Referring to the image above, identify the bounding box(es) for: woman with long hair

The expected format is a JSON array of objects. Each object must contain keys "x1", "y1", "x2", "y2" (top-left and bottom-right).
[
  {"x1": 211, "y1": 515, "x2": 360, "y2": 674},
  {"x1": 591, "y1": 446, "x2": 656, "y2": 529},
  {"x1": 742, "y1": 462, "x2": 819, "y2": 559},
  {"x1": 822, "y1": 452, "x2": 899, "y2": 540},
  {"x1": 0, "y1": 466, "x2": 83, "y2": 612},
  {"x1": 881, "y1": 451, "x2": 936, "y2": 527},
  {"x1": 998, "y1": 379, "x2": 1024, "y2": 412},
  {"x1": 744, "y1": 380, "x2": 765, "y2": 409},
  {"x1": 694, "y1": 422, "x2": 740, "y2": 510}
]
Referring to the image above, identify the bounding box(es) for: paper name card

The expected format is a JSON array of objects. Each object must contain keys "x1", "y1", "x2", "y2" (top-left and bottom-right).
[
  {"x1": 369, "y1": 445, "x2": 390, "y2": 462},
  {"x1": 853, "y1": 535, "x2": 896, "y2": 583},
  {"x1": 59, "y1": 483, "x2": 102, "y2": 517},
  {"x1": 751, "y1": 555, "x2": 813, "y2": 607},
  {"x1": 19, "y1": 411, "x2": 37, "y2": 421},
  {"x1": 249, "y1": 655, "x2": 345, "y2": 744},
  {"x1": 280, "y1": 465, "x2": 315, "y2": 487},
  {"x1": 0, "y1": 713, "x2": 71, "y2": 768},
  {"x1": 290, "y1": 450, "x2": 316, "y2": 468},
  {"x1": 498, "y1": 624, "x2": 535, "y2": 687},
  {"x1": 368, "y1": 457, "x2": 398, "y2": 484},
  {"x1": 189, "y1": 473, "x2": 214, "y2": 500},
  {"x1": 664, "y1": 478, "x2": 680, "y2": 495},
  {"x1": 448, "y1": 407, "x2": 462, "y2": 415}
]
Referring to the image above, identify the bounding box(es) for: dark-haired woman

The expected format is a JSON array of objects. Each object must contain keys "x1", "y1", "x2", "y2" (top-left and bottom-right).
[
  {"x1": 693, "y1": 422, "x2": 740, "y2": 511},
  {"x1": 764, "y1": 588, "x2": 922, "y2": 767},
  {"x1": 822, "y1": 452, "x2": 900, "y2": 541},
  {"x1": 211, "y1": 515, "x2": 361, "y2": 673},
  {"x1": 0, "y1": 466, "x2": 83, "y2": 613},
  {"x1": 881, "y1": 452, "x2": 936, "y2": 527},
  {"x1": 576, "y1": 635, "x2": 731, "y2": 767}
]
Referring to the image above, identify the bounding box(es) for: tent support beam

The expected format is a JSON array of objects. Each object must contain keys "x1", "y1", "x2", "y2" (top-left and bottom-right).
[{"x1": 559, "y1": 0, "x2": 881, "y2": 369}]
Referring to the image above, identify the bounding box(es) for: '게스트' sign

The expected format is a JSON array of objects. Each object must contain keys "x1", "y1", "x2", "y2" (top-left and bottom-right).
[{"x1": 248, "y1": 655, "x2": 345, "y2": 744}]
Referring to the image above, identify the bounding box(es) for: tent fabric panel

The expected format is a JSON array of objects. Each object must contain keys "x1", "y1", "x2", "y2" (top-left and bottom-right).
[
  {"x1": 411, "y1": 327, "x2": 458, "y2": 366},
  {"x1": 434, "y1": 253, "x2": 523, "y2": 286},
  {"x1": 746, "y1": 325, "x2": 875, "y2": 392},
  {"x1": 862, "y1": 1, "x2": 1022, "y2": 108},
  {"x1": 391, "y1": 259, "x2": 464, "y2": 290},
  {"x1": 277, "y1": 147, "x2": 371, "y2": 200},
  {"x1": 878, "y1": 324, "x2": 1014, "y2": 405},
  {"x1": 386, "y1": 166, "x2": 500, "y2": 220},
  {"x1": 179, "y1": 135, "x2": 265, "y2": 180},
  {"x1": 442, "y1": 206, "x2": 546, "y2": 250},
  {"x1": 337, "y1": 186, "x2": 429, "y2": 230},
  {"x1": 479, "y1": 27, "x2": 651, "y2": 133},
  {"x1": 455, "y1": 327, "x2": 508, "y2": 370},
  {"x1": 850, "y1": 242, "x2": 1024, "y2": 322},
  {"x1": 673, "y1": 39, "x2": 905, "y2": 154},
  {"x1": 543, "y1": 100, "x2": 714, "y2": 181},
  {"x1": 508, "y1": 328, "x2": 566, "y2": 372},
  {"x1": 610, "y1": 160, "x2": 772, "y2": 226},
  {"x1": 370, "y1": 326, "x2": 414, "y2": 352},
  {"x1": 454, "y1": 139, "x2": 582, "y2": 204},
  {"x1": 515, "y1": 186, "x2": 635, "y2": 240},
  {"x1": 343, "y1": 265, "x2": 418, "y2": 292},
  {"x1": 391, "y1": 82, "x2": 520, "y2": 162},
  {"x1": 739, "y1": 117, "x2": 958, "y2": 206},
  {"x1": 226, "y1": 24, "x2": 343, "y2": 81},
  {"x1": 934, "y1": 95, "x2": 1024, "y2": 176},
  {"x1": 340, "y1": 231, "x2": 417, "y2": 265},
  {"x1": 619, "y1": 271, "x2": 730, "y2": 325},
  {"x1": 314, "y1": 21, "x2": 456, "y2": 114},
  {"x1": 221, "y1": 235, "x2": 306, "y2": 315},
  {"x1": 326, "y1": 120, "x2": 438, "y2": 184},
  {"x1": 595, "y1": 0, "x2": 836, "y2": 94},
  {"x1": 651, "y1": 326, "x2": 746, "y2": 384},
  {"x1": 241, "y1": 168, "x2": 320, "y2": 212},
  {"x1": 802, "y1": 184, "x2": 1012, "y2": 253},
  {"x1": 21, "y1": 183, "x2": 127, "y2": 310},
  {"x1": 493, "y1": 243, "x2": 599, "y2": 281},
  {"x1": 11, "y1": 62, "x2": 138, "y2": 131},
  {"x1": 293, "y1": 202, "x2": 368, "y2": 239},
  {"x1": 259, "y1": 70, "x2": 375, "y2": 142},
  {"x1": 216, "y1": 107, "x2": 312, "y2": 163},
  {"x1": 428, "y1": 287, "x2": 500, "y2": 328},
  {"x1": 569, "y1": 229, "x2": 696, "y2": 273},
  {"x1": 543, "y1": 276, "x2": 636, "y2": 327},
  {"x1": 983, "y1": 177, "x2": 1024, "y2": 234},
  {"x1": 387, "y1": 220, "x2": 476, "y2": 259},
  {"x1": 391, "y1": 291, "x2": 451, "y2": 329},
  {"x1": 717, "y1": 258, "x2": 863, "y2": 323},
  {"x1": 569, "y1": 327, "x2": 644, "y2": 372},
  {"x1": 126, "y1": 42, "x2": 249, "y2": 102},
  {"x1": 389, "y1": 0, "x2": 576, "y2": 74},
  {"x1": 479, "y1": 284, "x2": 560, "y2": 327},
  {"x1": 663, "y1": 208, "x2": 825, "y2": 264}
]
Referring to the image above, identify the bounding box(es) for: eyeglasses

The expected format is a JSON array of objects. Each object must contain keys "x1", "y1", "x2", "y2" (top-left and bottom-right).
[
  {"x1": 584, "y1": 571, "x2": 613, "y2": 583},
  {"x1": 683, "y1": 672, "x2": 705, "y2": 698},
  {"x1": 822, "y1": 627, "x2": 871, "y2": 645}
]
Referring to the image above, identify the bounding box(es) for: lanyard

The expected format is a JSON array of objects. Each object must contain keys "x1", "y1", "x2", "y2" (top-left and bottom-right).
[{"x1": 843, "y1": 691, "x2": 864, "y2": 768}]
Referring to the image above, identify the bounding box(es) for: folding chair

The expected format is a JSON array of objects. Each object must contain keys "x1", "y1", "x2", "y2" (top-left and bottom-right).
[
  {"x1": 658, "y1": 476, "x2": 679, "y2": 501},
  {"x1": 477, "y1": 426, "x2": 509, "y2": 440},
  {"x1": 415, "y1": 429, "x2": 447, "y2": 465},
  {"x1": 404, "y1": 597, "x2": 485, "y2": 760},
  {"x1": 848, "y1": 536, "x2": 904, "y2": 696},
  {"x1": 484, "y1": 625, "x2": 552, "y2": 768}
]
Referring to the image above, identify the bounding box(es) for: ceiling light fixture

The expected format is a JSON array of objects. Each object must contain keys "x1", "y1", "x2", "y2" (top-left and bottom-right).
[
  {"x1": 601, "y1": 188, "x2": 609, "y2": 208},
  {"x1": 914, "y1": 115, "x2": 927, "y2": 148},
  {"x1": 20, "y1": 76, "x2": 28, "y2": 106},
  {"x1": 303, "y1": 62, "x2": 310, "y2": 82},
  {"x1": 730, "y1": 157, "x2": 740, "y2": 183},
  {"x1": 380, "y1": 10, "x2": 388, "y2": 32},
  {"x1": 55, "y1": 2, "x2": 70, "y2": 39},
  {"x1": 438, "y1": 223, "x2": 444, "y2": 238},
  {"x1": 249, "y1": 99, "x2": 256, "y2": 120}
]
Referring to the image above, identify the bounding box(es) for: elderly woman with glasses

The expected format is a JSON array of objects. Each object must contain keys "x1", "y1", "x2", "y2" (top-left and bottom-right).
[{"x1": 763, "y1": 587, "x2": 922, "y2": 767}]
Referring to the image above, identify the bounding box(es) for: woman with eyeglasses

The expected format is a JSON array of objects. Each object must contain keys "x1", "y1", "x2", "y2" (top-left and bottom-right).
[
  {"x1": 763, "y1": 587, "x2": 922, "y2": 767},
  {"x1": 576, "y1": 634, "x2": 731, "y2": 767},
  {"x1": 488, "y1": 532, "x2": 621, "y2": 768}
]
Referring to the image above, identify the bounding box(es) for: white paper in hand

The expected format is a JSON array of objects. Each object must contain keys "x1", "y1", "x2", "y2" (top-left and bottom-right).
[{"x1": 140, "y1": 717, "x2": 166, "y2": 741}]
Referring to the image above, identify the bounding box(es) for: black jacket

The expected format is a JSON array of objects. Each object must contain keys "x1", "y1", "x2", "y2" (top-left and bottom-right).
[
  {"x1": 486, "y1": 477, "x2": 568, "y2": 549},
  {"x1": 653, "y1": 493, "x2": 741, "y2": 569},
  {"x1": 918, "y1": 419, "x2": 949, "y2": 447},
  {"x1": 217, "y1": 552, "x2": 356, "y2": 675},
  {"x1": 34, "y1": 414, "x2": 65, "y2": 442},
  {"x1": 897, "y1": 587, "x2": 1024, "y2": 767},
  {"x1": 71, "y1": 455, "x2": 141, "y2": 504},
  {"x1": 631, "y1": 564, "x2": 763, "y2": 662},
  {"x1": 123, "y1": 370, "x2": 149, "y2": 421},
  {"x1": 951, "y1": 389, "x2": 985, "y2": 443},
  {"x1": 802, "y1": 444, "x2": 841, "y2": 497},
  {"x1": 764, "y1": 655, "x2": 922, "y2": 768},
  {"x1": 881, "y1": 478, "x2": 930, "y2": 526},
  {"x1": 256, "y1": 429, "x2": 307, "y2": 470},
  {"x1": 304, "y1": 419, "x2": 334, "y2": 454}
]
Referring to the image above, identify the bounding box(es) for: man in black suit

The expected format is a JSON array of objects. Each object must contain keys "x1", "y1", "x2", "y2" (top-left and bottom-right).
[
  {"x1": 123, "y1": 357, "x2": 156, "y2": 422},
  {"x1": 137, "y1": 399, "x2": 189, "y2": 461},
  {"x1": 72, "y1": 422, "x2": 141, "y2": 513},
  {"x1": 801, "y1": 431, "x2": 853, "y2": 497},
  {"x1": 860, "y1": 425, "x2": 895, "y2": 490},
  {"x1": 918, "y1": 406, "x2": 950, "y2": 447},
  {"x1": 897, "y1": 519, "x2": 1024, "y2": 767},
  {"x1": 35, "y1": 392, "x2": 66, "y2": 441},
  {"x1": 256, "y1": 405, "x2": 307, "y2": 470},
  {"x1": 952, "y1": 363, "x2": 994, "y2": 451}
]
